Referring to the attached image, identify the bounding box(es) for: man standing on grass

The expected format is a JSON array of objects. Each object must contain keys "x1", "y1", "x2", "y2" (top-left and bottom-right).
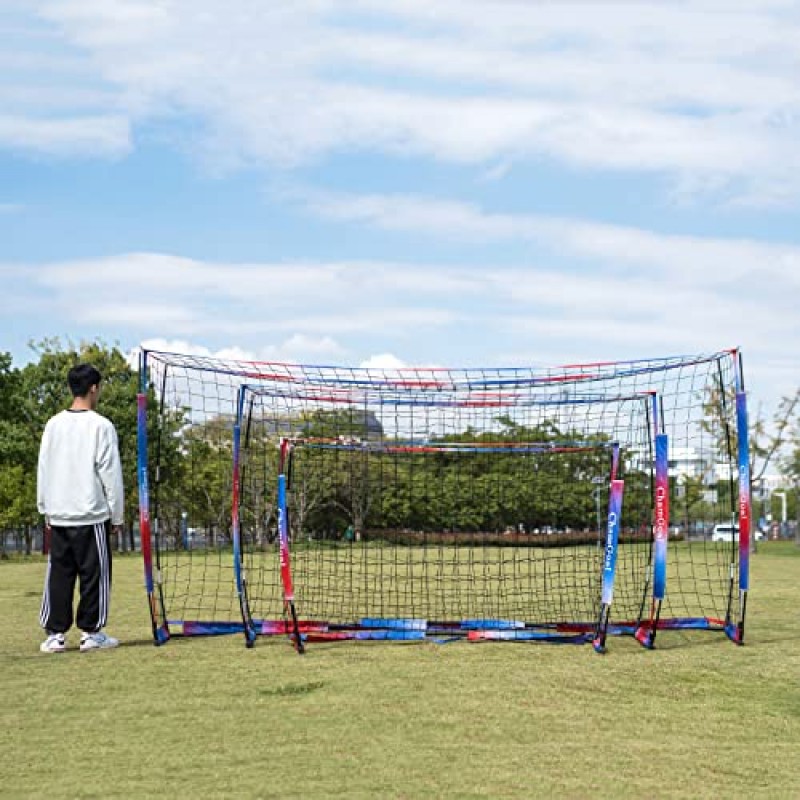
[{"x1": 37, "y1": 364, "x2": 124, "y2": 653}]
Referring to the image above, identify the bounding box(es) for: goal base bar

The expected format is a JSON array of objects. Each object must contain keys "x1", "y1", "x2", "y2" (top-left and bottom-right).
[{"x1": 167, "y1": 616, "x2": 731, "y2": 644}]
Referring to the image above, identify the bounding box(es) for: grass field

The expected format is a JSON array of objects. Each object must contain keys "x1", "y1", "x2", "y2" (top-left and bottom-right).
[{"x1": 2, "y1": 543, "x2": 799, "y2": 799}]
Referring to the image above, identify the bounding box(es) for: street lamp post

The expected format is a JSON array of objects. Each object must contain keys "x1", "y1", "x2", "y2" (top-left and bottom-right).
[
  {"x1": 181, "y1": 510, "x2": 189, "y2": 549},
  {"x1": 773, "y1": 490, "x2": 787, "y2": 539}
]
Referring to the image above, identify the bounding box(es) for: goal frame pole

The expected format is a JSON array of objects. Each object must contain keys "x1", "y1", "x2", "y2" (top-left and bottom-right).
[
  {"x1": 729, "y1": 349, "x2": 751, "y2": 644},
  {"x1": 278, "y1": 438, "x2": 304, "y2": 654},
  {"x1": 593, "y1": 477, "x2": 625, "y2": 654},
  {"x1": 635, "y1": 428, "x2": 670, "y2": 649},
  {"x1": 233, "y1": 387, "x2": 258, "y2": 647},
  {"x1": 137, "y1": 350, "x2": 170, "y2": 645}
]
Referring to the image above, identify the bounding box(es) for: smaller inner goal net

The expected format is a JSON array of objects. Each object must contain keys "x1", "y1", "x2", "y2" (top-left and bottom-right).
[
  {"x1": 238, "y1": 404, "x2": 652, "y2": 646},
  {"x1": 137, "y1": 349, "x2": 751, "y2": 650}
]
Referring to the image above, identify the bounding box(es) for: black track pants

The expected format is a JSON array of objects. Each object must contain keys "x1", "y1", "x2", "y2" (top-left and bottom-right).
[{"x1": 40, "y1": 521, "x2": 112, "y2": 634}]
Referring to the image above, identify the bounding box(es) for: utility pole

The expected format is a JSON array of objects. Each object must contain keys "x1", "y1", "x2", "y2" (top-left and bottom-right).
[{"x1": 773, "y1": 490, "x2": 787, "y2": 539}]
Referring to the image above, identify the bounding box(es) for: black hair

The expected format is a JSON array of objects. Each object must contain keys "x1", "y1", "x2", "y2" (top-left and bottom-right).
[{"x1": 67, "y1": 364, "x2": 102, "y2": 398}]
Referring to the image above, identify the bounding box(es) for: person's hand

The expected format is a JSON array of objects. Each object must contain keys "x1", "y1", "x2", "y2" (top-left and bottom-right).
[{"x1": 112, "y1": 524, "x2": 124, "y2": 536}]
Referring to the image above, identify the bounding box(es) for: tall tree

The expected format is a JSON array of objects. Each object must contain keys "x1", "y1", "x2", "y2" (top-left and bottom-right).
[
  {"x1": 782, "y1": 405, "x2": 800, "y2": 545},
  {"x1": 703, "y1": 378, "x2": 800, "y2": 488},
  {"x1": 0, "y1": 352, "x2": 39, "y2": 552}
]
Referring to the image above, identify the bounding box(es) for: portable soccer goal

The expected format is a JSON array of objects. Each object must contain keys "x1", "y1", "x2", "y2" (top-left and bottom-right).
[{"x1": 136, "y1": 348, "x2": 751, "y2": 652}]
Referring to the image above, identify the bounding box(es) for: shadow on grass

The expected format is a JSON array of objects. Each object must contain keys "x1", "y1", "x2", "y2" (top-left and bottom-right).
[
  {"x1": 118, "y1": 637, "x2": 164, "y2": 649},
  {"x1": 259, "y1": 680, "x2": 325, "y2": 698},
  {"x1": 0, "y1": 636, "x2": 187, "y2": 663}
]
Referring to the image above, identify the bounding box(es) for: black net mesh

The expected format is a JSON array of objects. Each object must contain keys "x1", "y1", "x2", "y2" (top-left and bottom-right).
[{"x1": 141, "y1": 350, "x2": 743, "y2": 635}]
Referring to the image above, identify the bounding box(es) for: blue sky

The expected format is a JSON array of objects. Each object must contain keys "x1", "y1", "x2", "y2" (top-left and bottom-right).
[{"x1": 2, "y1": 0, "x2": 799, "y2": 416}]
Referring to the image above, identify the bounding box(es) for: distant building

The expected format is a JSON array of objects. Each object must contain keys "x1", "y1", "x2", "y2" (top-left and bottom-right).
[
  {"x1": 629, "y1": 444, "x2": 742, "y2": 485},
  {"x1": 667, "y1": 447, "x2": 708, "y2": 481},
  {"x1": 753, "y1": 473, "x2": 786, "y2": 498}
]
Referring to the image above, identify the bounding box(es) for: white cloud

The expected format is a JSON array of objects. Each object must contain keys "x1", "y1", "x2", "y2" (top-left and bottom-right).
[
  {"x1": 1, "y1": 0, "x2": 791, "y2": 203},
  {"x1": 16, "y1": 230, "x2": 797, "y2": 377},
  {"x1": 133, "y1": 334, "x2": 346, "y2": 368},
  {"x1": 359, "y1": 353, "x2": 408, "y2": 371},
  {"x1": 301, "y1": 188, "x2": 800, "y2": 289},
  {"x1": 2, "y1": 1, "x2": 796, "y2": 430},
  {"x1": 279, "y1": 334, "x2": 344, "y2": 359},
  {"x1": 7, "y1": 230, "x2": 797, "y2": 418},
  {"x1": 135, "y1": 338, "x2": 224, "y2": 359},
  {"x1": 0, "y1": 113, "x2": 130, "y2": 157},
  {"x1": 34, "y1": 252, "x2": 476, "y2": 311}
]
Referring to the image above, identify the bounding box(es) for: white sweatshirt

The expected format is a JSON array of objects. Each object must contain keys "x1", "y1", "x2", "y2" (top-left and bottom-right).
[{"x1": 37, "y1": 409, "x2": 125, "y2": 527}]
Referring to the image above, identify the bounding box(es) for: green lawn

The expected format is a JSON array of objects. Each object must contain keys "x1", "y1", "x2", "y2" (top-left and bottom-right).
[{"x1": 2, "y1": 543, "x2": 799, "y2": 798}]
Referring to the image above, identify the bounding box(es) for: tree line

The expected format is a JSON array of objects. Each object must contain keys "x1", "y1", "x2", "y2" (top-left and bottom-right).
[
  {"x1": 0, "y1": 339, "x2": 142, "y2": 554},
  {"x1": 1, "y1": 340, "x2": 798, "y2": 554}
]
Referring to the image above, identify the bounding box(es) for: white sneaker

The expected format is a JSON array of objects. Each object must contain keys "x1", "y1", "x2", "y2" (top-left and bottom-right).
[
  {"x1": 40, "y1": 633, "x2": 66, "y2": 653},
  {"x1": 80, "y1": 631, "x2": 119, "y2": 652}
]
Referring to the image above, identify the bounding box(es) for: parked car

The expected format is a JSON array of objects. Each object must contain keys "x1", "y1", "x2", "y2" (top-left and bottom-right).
[{"x1": 711, "y1": 524, "x2": 765, "y2": 543}]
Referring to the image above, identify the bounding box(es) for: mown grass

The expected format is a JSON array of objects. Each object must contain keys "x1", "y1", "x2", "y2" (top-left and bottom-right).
[{"x1": 1, "y1": 543, "x2": 799, "y2": 798}]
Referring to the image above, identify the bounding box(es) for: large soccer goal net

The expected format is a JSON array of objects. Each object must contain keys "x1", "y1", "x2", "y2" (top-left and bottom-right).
[{"x1": 137, "y1": 349, "x2": 751, "y2": 651}]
